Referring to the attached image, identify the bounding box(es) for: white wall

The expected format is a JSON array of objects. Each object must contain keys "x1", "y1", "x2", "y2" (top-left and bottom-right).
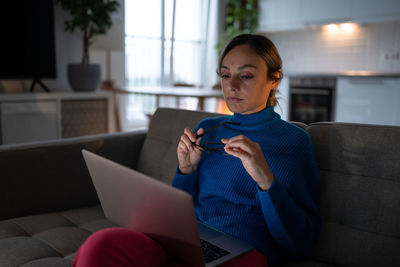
[{"x1": 90, "y1": 0, "x2": 125, "y2": 89}]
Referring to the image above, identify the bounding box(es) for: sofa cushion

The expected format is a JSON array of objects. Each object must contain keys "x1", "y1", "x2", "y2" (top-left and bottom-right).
[
  {"x1": 306, "y1": 122, "x2": 400, "y2": 267},
  {"x1": 0, "y1": 206, "x2": 115, "y2": 267},
  {"x1": 20, "y1": 257, "x2": 73, "y2": 267},
  {"x1": 136, "y1": 108, "x2": 221, "y2": 184},
  {"x1": 0, "y1": 237, "x2": 62, "y2": 266}
]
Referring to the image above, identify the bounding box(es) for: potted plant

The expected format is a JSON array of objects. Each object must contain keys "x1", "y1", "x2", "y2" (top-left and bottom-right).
[{"x1": 56, "y1": 0, "x2": 120, "y2": 91}]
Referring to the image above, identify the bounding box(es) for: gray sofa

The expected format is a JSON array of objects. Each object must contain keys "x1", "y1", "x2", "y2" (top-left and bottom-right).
[{"x1": 0, "y1": 108, "x2": 399, "y2": 267}]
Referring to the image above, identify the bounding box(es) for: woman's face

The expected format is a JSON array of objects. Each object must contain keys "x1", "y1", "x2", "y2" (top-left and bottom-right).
[{"x1": 220, "y1": 44, "x2": 279, "y2": 115}]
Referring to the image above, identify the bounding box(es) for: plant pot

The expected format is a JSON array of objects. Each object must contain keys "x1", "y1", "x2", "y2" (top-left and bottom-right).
[{"x1": 68, "y1": 63, "x2": 101, "y2": 92}]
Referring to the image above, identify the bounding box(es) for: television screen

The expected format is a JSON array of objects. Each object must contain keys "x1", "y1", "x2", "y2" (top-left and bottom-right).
[{"x1": 0, "y1": 1, "x2": 57, "y2": 79}]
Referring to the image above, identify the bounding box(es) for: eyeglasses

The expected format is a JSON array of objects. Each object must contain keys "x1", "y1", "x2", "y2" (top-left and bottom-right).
[{"x1": 192, "y1": 121, "x2": 240, "y2": 155}]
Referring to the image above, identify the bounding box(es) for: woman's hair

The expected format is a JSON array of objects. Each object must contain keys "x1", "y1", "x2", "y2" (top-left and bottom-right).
[{"x1": 218, "y1": 34, "x2": 283, "y2": 107}]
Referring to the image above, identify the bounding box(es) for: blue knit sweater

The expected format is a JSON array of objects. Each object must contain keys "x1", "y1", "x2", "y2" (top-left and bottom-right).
[{"x1": 172, "y1": 106, "x2": 321, "y2": 263}]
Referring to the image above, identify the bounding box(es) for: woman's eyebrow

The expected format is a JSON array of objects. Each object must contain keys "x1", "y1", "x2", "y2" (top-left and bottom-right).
[
  {"x1": 239, "y1": 64, "x2": 257, "y2": 70},
  {"x1": 221, "y1": 64, "x2": 257, "y2": 70}
]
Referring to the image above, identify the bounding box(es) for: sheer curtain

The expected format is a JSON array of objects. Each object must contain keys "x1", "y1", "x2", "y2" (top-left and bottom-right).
[{"x1": 121, "y1": 0, "x2": 219, "y2": 130}]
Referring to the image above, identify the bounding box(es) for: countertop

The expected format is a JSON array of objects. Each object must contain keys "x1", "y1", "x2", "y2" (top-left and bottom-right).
[
  {"x1": 286, "y1": 71, "x2": 400, "y2": 78},
  {"x1": 0, "y1": 91, "x2": 113, "y2": 101}
]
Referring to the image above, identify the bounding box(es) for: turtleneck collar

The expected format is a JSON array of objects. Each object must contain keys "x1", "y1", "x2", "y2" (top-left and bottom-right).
[{"x1": 229, "y1": 106, "x2": 278, "y2": 126}]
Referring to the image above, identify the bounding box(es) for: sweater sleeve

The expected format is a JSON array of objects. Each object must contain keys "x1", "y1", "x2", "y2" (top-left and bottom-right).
[
  {"x1": 258, "y1": 145, "x2": 322, "y2": 258},
  {"x1": 171, "y1": 119, "x2": 209, "y2": 196},
  {"x1": 172, "y1": 167, "x2": 200, "y2": 195}
]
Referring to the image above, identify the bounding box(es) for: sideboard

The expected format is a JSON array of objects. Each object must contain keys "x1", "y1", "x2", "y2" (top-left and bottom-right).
[{"x1": 0, "y1": 92, "x2": 115, "y2": 146}]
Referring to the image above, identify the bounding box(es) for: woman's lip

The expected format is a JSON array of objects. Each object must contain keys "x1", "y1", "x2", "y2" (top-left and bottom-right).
[{"x1": 227, "y1": 97, "x2": 242, "y2": 102}]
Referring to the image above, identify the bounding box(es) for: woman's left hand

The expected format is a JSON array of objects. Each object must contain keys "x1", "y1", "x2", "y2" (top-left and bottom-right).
[{"x1": 221, "y1": 135, "x2": 274, "y2": 191}]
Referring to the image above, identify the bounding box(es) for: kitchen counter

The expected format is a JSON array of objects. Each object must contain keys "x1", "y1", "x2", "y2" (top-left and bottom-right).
[{"x1": 286, "y1": 71, "x2": 400, "y2": 78}]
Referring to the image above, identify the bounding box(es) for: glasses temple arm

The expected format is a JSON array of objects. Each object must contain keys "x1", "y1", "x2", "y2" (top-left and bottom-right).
[{"x1": 195, "y1": 122, "x2": 240, "y2": 138}]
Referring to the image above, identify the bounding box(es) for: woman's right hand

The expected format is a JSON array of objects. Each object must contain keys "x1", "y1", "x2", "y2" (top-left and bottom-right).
[{"x1": 177, "y1": 127, "x2": 204, "y2": 174}]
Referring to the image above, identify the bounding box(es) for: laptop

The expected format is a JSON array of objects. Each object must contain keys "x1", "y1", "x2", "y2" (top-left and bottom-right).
[{"x1": 82, "y1": 149, "x2": 253, "y2": 267}]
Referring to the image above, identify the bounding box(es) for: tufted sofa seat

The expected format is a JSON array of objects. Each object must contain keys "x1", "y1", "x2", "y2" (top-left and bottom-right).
[{"x1": 0, "y1": 206, "x2": 116, "y2": 266}]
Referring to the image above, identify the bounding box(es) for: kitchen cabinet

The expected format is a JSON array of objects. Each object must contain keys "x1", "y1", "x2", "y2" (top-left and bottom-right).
[
  {"x1": 301, "y1": 0, "x2": 351, "y2": 26},
  {"x1": 259, "y1": 0, "x2": 400, "y2": 32},
  {"x1": 259, "y1": 0, "x2": 303, "y2": 32},
  {"x1": 335, "y1": 77, "x2": 400, "y2": 126},
  {"x1": 351, "y1": 0, "x2": 400, "y2": 23}
]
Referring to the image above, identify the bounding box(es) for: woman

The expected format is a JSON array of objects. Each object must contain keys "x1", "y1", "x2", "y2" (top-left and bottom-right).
[{"x1": 73, "y1": 34, "x2": 321, "y2": 267}]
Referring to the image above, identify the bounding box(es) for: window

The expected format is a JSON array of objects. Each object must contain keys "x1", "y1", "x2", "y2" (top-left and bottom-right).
[
  {"x1": 123, "y1": 0, "x2": 217, "y2": 122},
  {"x1": 125, "y1": 0, "x2": 213, "y2": 87}
]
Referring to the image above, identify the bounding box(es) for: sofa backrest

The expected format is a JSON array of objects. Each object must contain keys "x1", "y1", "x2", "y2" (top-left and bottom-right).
[
  {"x1": 0, "y1": 130, "x2": 147, "y2": 220},
  {"x1": 307, "y1": 122, "x2": 400, "y2": 267},
  {"x1": 136, "y1": 108, "x2": 221, "y2": 184}
]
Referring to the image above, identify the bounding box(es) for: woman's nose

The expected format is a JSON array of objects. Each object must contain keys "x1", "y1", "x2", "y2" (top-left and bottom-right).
[{"x1": 228, "y1": 76, "x2": 240, "y2": 91}]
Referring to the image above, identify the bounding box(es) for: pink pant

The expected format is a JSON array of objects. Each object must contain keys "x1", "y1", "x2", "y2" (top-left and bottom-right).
[{"x1": 73, "y1": 227, "x2": 268, "y2": 267}]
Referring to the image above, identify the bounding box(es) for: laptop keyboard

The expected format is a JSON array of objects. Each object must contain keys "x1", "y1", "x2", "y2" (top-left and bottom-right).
[{"x1": 200, "y1": 238, "x2": 230, "y2": 263}]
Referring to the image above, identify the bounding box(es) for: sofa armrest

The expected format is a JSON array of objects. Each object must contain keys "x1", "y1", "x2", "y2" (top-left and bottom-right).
[{"x1": 0, "y1": 129, "x2": 147, "y2": 220}]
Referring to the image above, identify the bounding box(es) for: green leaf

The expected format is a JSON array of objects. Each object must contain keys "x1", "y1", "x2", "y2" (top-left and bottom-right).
[{"x1": 55, "y1": 0, "x2": 120, "y2": 63}]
